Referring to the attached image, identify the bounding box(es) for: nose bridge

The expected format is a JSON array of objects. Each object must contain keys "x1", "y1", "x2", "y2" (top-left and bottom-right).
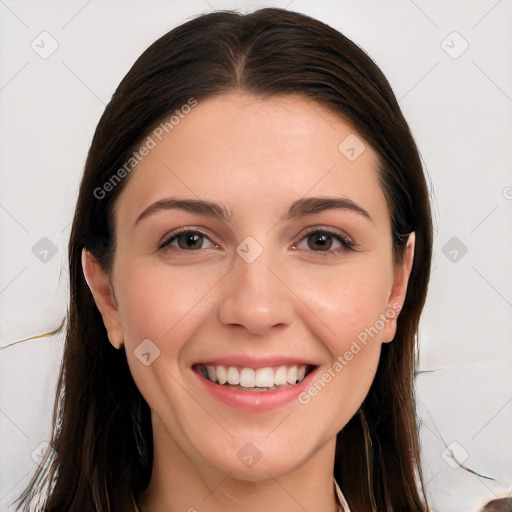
[{"x1": 217, "y1": 238, "x2": 294, "y2": 334}]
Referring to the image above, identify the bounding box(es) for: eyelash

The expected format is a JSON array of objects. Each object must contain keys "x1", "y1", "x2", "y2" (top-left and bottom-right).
[
  {"x1": 158, "y1": 227, "x2": 356, "y2": 257},
  {"x1": 294, "y1": 227, "x2": 356, "y2": 256}
]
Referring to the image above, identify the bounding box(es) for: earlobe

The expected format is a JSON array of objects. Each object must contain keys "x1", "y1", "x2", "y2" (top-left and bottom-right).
[
  {"x1": 81, "y1": 248, "x2": 125, "y2": 349},
  {"x1": 381, "y1": 232, "x2": 415, "y2": 343}
]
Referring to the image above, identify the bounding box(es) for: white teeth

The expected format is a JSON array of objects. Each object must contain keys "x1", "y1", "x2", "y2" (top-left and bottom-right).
[
  {"x1": 216, "y1": 365, "x2": 227, "y2": 385},
  {"x1": 255, "y1": 367, "x2": 274, "y2": 387},
  {"x1": 239, "y1": 368, "x2": 256, "y2": 387},
  {"x1": 227, "y1": 366, "x2": 240, "y2": 385},
  {"x1": 199, "y1": 363, "x2": 310, "y2": 388},
  {"x1": 274, "y1": 365, "x2": 288, "y2": 385},
  {"x1": 207, "y1": 365, "x2": 216, "y2": 382},
  {"x1": 286, "y1": 365, "x2": 298, "y2": 385}
]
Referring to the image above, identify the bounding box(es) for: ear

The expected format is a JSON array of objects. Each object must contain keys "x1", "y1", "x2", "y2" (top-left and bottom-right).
[
  {"x1": 381, "y1": 232, "x2": 415, "y2": 343},
  {"x1": 81, "y1": 248, "x2": 124, "y2": 349}
]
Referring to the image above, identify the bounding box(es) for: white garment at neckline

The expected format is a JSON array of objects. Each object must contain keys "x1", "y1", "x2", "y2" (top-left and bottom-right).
[{"x1": 132, "y1": 477, "x2": 351, "y2": 511}]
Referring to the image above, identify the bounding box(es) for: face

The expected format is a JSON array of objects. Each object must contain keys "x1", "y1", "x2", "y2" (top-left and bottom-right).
[{"x1": 83, "y1": 92, "x2": 414, "y2": 483}]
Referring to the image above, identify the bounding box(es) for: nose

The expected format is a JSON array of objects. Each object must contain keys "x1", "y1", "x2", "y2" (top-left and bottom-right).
[{"x1": 217, "y1": 245, "x2": 295, "y2": 336}]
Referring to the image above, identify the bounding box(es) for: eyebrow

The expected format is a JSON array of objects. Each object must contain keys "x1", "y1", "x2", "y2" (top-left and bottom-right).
[
  {"x1": 135, "y1": 198, "x2": 231, "y2": 225},
  {"x1": 286, "y1": 196, "x2": 373, "y2": 224},
  {"x1": 134, "y1": 196, "x2": 373, "y2": 226}
]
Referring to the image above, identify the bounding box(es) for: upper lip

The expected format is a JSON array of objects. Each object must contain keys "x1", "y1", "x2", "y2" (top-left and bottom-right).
[{"x1": 193, "y1": 355, "x2": 318, "y2": 369}]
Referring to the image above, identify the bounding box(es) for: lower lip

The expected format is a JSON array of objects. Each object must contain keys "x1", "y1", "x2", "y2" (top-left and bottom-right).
[{"x1": 193, "y1": 367, "x2": 318, "y2": 411}]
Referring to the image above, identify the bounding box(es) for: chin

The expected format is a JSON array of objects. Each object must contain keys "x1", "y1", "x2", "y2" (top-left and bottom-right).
[{"x1": 196, "y1": 435, "x2": 319, "y2": 482}]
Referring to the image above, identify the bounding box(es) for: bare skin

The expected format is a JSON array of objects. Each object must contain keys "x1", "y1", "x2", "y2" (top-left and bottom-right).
[{"x1": 82, "y1": 91, "x2": 414, "y2": 512}]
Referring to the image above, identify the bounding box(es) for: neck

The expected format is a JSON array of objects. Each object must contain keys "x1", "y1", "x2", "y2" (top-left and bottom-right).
[{"x1": 136, "y1": 416, "x2": 340, "y2": 512}]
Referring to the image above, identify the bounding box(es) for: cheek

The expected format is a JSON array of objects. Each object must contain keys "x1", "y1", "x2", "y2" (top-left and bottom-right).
[
  {"x1": 295, "y1": 266, "x2": 390, "y2": 425},
  {"x1": 115, "y1": 261, "x2": 223, "y2": 419},
  {"x1": 299, "y1": 259, "x2": 393, "y2": 353},
  {"x1": 113, "y1": 259, "x2": 221, "y2": 352}
]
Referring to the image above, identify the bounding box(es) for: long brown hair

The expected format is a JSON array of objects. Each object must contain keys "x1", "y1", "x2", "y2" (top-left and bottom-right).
[{"x1": 14, "y1": 7, "x2": 432, "y2": 511}]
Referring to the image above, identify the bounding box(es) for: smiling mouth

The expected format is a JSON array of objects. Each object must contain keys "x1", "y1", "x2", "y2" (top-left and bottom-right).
[{"x1": 193, "y1": 363, "x2": 315, "y2": 391}]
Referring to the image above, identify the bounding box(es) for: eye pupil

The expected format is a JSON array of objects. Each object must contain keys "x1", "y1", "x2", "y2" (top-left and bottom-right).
[
  {"x1": 308, "y1": 233, "x2": 332, "y2": 251},
  {"x1": 178, "y1": 232, "x2": 203, "y2": 250}
]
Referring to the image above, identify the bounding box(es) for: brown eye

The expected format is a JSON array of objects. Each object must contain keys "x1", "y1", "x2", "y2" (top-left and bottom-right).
[
  {"x1": 159, "y1": 229, "x2": 216, "y2": 252},
  {"x1": 292, "y1": 228, "x2": 356, "y2": 257},
  {"x1": 176, "y1": 232, "x2": 204, "y2": 250},
  {"x1": 307, "y1": 232, "x2": 333, "y2": 251}
]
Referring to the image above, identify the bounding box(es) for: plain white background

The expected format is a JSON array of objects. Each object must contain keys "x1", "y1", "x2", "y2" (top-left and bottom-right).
[{"x1": 0, "y1": 1, "x2": 511, "y2": 511}]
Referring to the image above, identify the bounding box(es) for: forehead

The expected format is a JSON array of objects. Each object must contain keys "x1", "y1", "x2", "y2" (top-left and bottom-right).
[{"x1": 114, "y1": 92, "x2": 387, "y2": 227}]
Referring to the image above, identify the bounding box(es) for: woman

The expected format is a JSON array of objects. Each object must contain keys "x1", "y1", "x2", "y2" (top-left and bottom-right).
[{"x1": 15, "y1": 7, "x2": 433, "y2": 511}]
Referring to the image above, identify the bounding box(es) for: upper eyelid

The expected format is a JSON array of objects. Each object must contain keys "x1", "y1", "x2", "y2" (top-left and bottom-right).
[
  {"x1": 300, "y1": 225, "x2": 352, "y2": 241},
  {"x1": 159, "y1": 227, "x2": 219, "y2": 248},
  {"x1": 294, "y1": 227, "x2": 356, "y2": 251}
]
